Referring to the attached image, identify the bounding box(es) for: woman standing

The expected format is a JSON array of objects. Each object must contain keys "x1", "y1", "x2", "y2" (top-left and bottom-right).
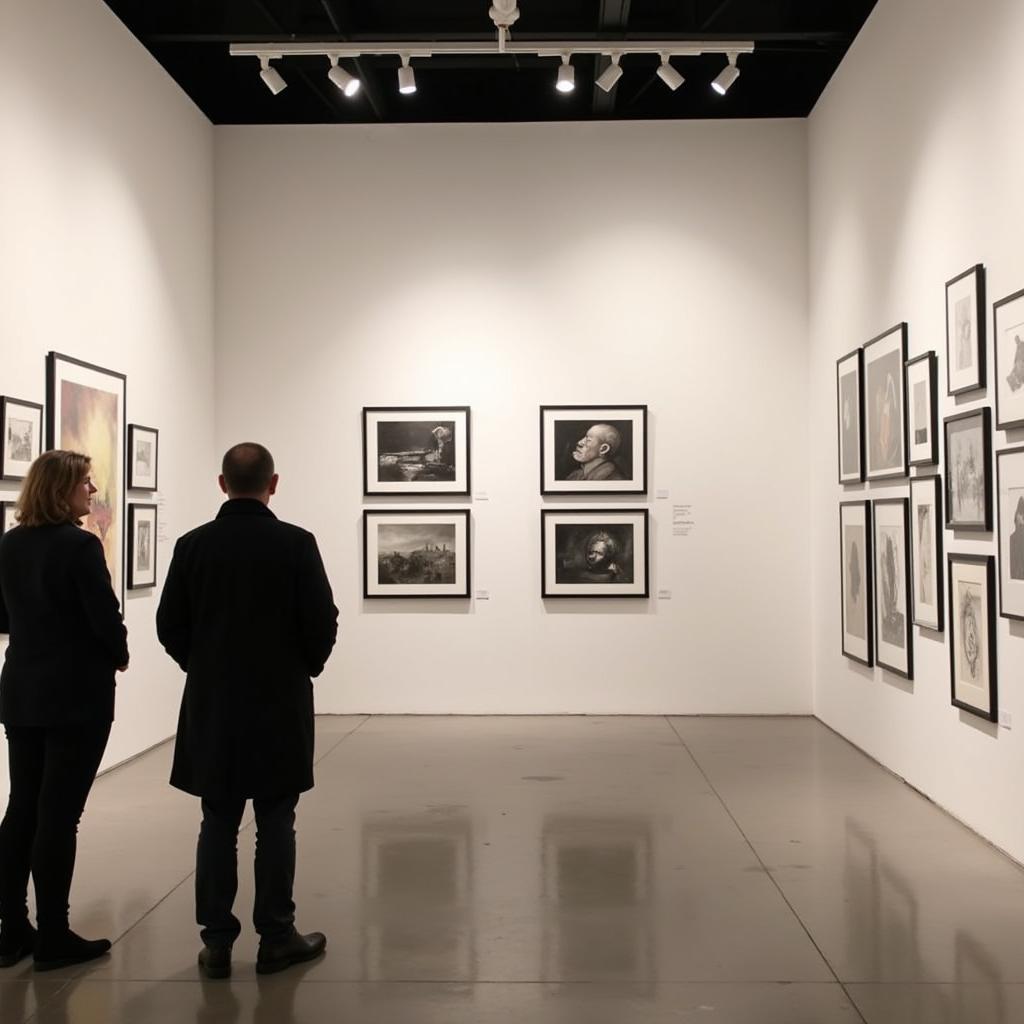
[{"x1": 0, "y1": 451, "x2": 128, "y2": 970}]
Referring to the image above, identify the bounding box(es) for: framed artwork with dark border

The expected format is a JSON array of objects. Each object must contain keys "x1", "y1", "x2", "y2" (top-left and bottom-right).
[
  {"x1": 993, "y1": 287, "x2": 1024, "y2": 430},
  {"x1": 944, "y1": 407, "x2": 992, "y2": 531},
  {"x1": 540, "y1": 406, "x2": 647, "y2": 495},
  {"x1": 863, "y1": 324, "x2": 908, "y2": 481},
  {"x1": 46, "y1": 352, "x2": 126, "y2": 602},
  {"x1": 127, "y1": 424, "x2": 159, "y2": 491},
  {"x1": 996, "y1": 446, "x2": 1024, "y2": 621},
  {"x1": 362, "y1": 407, "x2": 471, "y2": 496},
  {"x1": 946, "y1": 264, "x2": 986, "y2": 396},
  {"x1": 0, "y1": 502, "x2": 17, "y2": 534},
  {"x1": 905, "y1": 352, "x2": 938, "y2": 466},
  {"x1": 0, "y1": 397, "x2": 43, "y2": 481},
  {"x1": 948, "y1": 554, "x2": 997, "y2": 722},
  {"x1": 541, "y1": 508, "x2": 649, "y2": 598},
  {"x1": 363, "y1": 509, "x2": 470, "y2": 598},
  {"x1": 836, "y1": 348, "x2": 864, "y2": 484},
  {"x1": 873, "y1": 498, "x2": 913, "y2": 678},
  {"x1": 840, "y1": 500, "x2": 873, "y2": 666},
  {"x1": 910, "y1": 475, "x2": 943, "y2": 631},
  {"x1": 127, "y1": 503, "x2": 158, "y2": 590}
]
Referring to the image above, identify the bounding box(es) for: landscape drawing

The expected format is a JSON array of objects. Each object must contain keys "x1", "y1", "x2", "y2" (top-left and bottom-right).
[{"x1": 377, "y1": 523, "x2": 456, "y2": 585}]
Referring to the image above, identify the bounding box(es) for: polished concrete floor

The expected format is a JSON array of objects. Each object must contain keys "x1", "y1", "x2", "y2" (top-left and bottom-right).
[{"x1": 1, "y1": 715, "x2": 1023, "y2": 1022}]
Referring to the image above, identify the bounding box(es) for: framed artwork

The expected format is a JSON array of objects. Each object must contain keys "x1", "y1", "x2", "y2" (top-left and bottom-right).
[
  {"x1": 0, "y1": 502, "x2": 17, "y2": 534},
  {"x1": 0, "y1": 397, "x2": 43, "y2": 481},
  {"x1": 948, "y1": 554, "x2": 997, "y2": 721},
  {"x1": 127, "y1": 424, "x2": 159, "y2": 491},
  {"x1": 944, "y1": 407, "x2": 992, "y2": 531},
  {"x1": 996, "y1": 446, "x2": 1024, "y2": 620},
  {"x1": 539, "y1": 406, "x2": 647, "y2": 495},
  {"x1": 872, "y1": 499, "x2": 913, "y2": 678},
  {"x1": 946, "y1": 264, "x2": 986, "y2": 396},
  {"x1": 910, "y1": 475, "x2": 943, "y2": 631},
  {"x1": 836, "y1": 348, "x2": 864, "y2": 483},
  {"x1": 905, "y1": 353, "x2": 938, "y2": 466},
  {"x1": 363, "y1": 509, "x2": 470, "y2": 598},
  {"x1": 541, "y1": 508, "x2": 649, "y2": 598},
  {"x1": 362, "y1": 407, "x2": 470, "y2": 496},
  {"x1": 46, "y1": 353, "x2": 126, "y2": 601},
  {"x1": 863, "y1": 324, "x2": 908, "y2": 480},
  {"x1": 127, "y1": 503, "x2": 158, "y2": 589},
  {"x1": 993, "y1": 287, "x2": 1024, "y2": 430},
  {"x1": 840, "y1": 501, "x2": 873, "y2": 666}
]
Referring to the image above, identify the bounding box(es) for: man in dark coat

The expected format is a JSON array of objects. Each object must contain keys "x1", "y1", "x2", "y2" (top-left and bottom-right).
[{"x1": 156, "y1": 443, "x2": 338, "y2": 979}]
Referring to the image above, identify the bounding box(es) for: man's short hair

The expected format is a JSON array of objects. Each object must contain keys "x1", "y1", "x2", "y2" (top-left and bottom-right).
[
  {"x1": 592, "y1": 423, "x2": 622, "y2": 455},
  {"x1": 222, "y1": 443, "x2": 275, "y2": 496}
]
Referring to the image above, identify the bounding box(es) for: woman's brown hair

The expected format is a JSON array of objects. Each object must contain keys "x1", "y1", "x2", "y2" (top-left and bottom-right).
[{"x1": 16, "y1": 451, "x2": 92, "y2": 527}]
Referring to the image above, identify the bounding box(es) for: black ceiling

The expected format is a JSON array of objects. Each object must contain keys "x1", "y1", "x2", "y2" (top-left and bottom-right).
[{"x1": 102, "y1": 1, "x2": 878, "y2": 125}]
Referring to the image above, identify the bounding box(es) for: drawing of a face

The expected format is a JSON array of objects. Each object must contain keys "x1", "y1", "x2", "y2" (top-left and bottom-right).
[{"x1": 585, "y1": 532, "x2": 618, "y2": 569}]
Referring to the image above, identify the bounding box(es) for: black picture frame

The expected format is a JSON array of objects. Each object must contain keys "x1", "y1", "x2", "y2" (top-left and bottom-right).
[
  {"x1": 946, "y1": 264, "x2": 986, "y2": 396},
  {"x1": 0, "y1": 397, "x2": 43, "y2": 481},
  {"x1": 996, "y1": 446, "x2": 1024, "y2": 621},
  {"x1": 993, "y1": 286, "x2": 1024, "y2": 430},
  {"x1": 872, "y1": 498, "x2": 913, "y2": 679},
  {"x1": 863, "y1": 323, "x2": 908, "y2": 481},
  {"x1": 0, "y1": 502, "x2": 17, "y2": 535},
  {"x1": 910, "y1": 475, "x2": 944, "y2": 632},
  {"x1": 127, "y1": 503, "x2": 158, "y2": 590},
  {"x1": 948, "y1": 554, "x2": 997, "y2": 722},
  {"x1": 840, "y1": 500, "x2": 873, "y2": 667},
  {"x1": 905, "y1": 352, "x2": 938, "y2": 467},
  {"x1": 127, "y1": 424, "x2": 159, "y2": 491},
  {"x1": 944, "y1": 407, "x2": 992, "y2": 531},
  {"x1": 836, "y1": 348, "x2": 864, "y2": 484}
]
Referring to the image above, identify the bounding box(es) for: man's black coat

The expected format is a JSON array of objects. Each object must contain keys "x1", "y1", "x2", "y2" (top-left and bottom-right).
[{"x1": 156, "y1": 499, "x2": 338, "y2": 799}]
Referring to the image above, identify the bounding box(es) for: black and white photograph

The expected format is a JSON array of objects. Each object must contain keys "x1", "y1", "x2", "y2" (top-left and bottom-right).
[
  {"x1": 863, "y1": 324, "x2": 908, "y2": 480},
  {"x1": 540, "y1": 406, "x2": 647, "y2": 495},
  {"x1": 873, "y1": 498, "x2": 913, "y2": 678},
  {"x1": 840, "y1": 501, "x2": 873, "y2": 666},
  {"x1": 127, "y1": 503, "x2": 157, "y2": 589},
  {"x1": 363, "y1": 509, "x2": 470, "y2": 598},
  {"x1": 905, "y1": 352, "x2": 938, "y2": 466},
  {"x1": 0, "y1": 502, "x2": 17, "y2": 535},
  {"x1": 948, "y1": 554, "x2": 997, "y2": 722},
  {"x1": 541, "y1": 509, "x2": 649, "y2": 597},
  {"x1": 946, "y1": 264, "x2": 986, "y2": 396},
  {"x1": 127, "y1": 423, "x2": 159, "y2": 490},
  {"x1": 993, "y1": 286, "x2": 1024, "y2": 430},
  {"x1": 362, "y1": 407, "x2": 471, "y2": 496},
  {"x1": 836, "y1": 348, "x2": 863, "y2": 483},
  {"x1": 944, "y1": 407, "x2": 992, "y2": 531},
  {"x1": 996, "y1": 446, "x2": 1024, "y2": 620},
  {"x1": 0, "y1": 396, "x2": 43, "y2": 481},
  {"x1": 910, "y1": 475, "x2": 943, "y2": 631}
]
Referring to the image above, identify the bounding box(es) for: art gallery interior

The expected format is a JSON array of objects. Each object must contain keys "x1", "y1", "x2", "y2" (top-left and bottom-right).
[{"x1": 1, "y1": 0, "x2": 1024, "y2": 1020}]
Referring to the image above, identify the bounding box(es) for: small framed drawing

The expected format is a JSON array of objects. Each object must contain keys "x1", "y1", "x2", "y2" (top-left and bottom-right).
[
  {"x1": 127, "y1": 424, "x2": 159, "y2": 491},
  {"x1": 539, "y1": 406, "x2": 647, "y2": 495},
  {"x1": 0, "y1": 397, "x2": 43, "y2": 481},
  {"x1": 910, "y1": 475, "x2": 943, "y2": 631},
  {"x1": 840, "y1": 500, "x2": 873, "y2": 666},
  {"x1": 362, "y1": 407, "x2": 470, "y2": 496},
  {"x1": 872, "y1": 498, "x2": 913, "y2": 678},
  {"x1": 363, "y1": 509, "x2": 470, "y2": 598},
  {"x1": 0, "y1": 502, "x2": 18, "y2": 534},
  {"x1": 863, "y1": 324, "x2": 908, "y2": 480},
  {"x1": 905, "y1": 353, "x2": 938, "y2": 466},
  {"x1": 948, "y1": 554, "x2": 997, "y2": 722},
  {"x1": 946, "y1": 264, "x2": 986, "y2": 396},
  {"x1": 127, "y1": 503, "x2": 158, "y2": 589},
  {"x1": 836, "y1": 349, "x2": 863, "y2": 483},
  {"x1": 993, "y1": 287, "x2": 1024, "y2": 430},
  {"x1": 944, "y1": 407, "x2": 992, "y2": 531},
  {"x1": 996, "y1": 446, "x2": 1024, "y2": 620},
  {"x1": 541, "y1": 508, "x2": 649, "y2": 598}
]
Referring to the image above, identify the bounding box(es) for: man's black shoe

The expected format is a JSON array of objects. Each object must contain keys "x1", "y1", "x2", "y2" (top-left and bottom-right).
[
  {"x1": 33, "y1": 931, "x2": 111, "y2": 972},
  {"x1": 198, "y1": 944, "x2": 232, "y2": 979},
  {"x1": 0, "y1": 923, "x2": 35, "y2": 968},
  {"x1": 255, "y1": 929, "x2": 326, "y2": 975}
]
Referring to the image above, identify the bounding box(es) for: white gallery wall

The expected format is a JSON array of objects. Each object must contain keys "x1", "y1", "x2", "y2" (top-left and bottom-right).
[
  {"x1": 215, "y1": 120, "x2": 812, "y2": 714},
  {"x1": 0, "y1": 0, "x2": 216, "y2": 797},
  {"x1": 809, "y1": 0, "x2": 1024, "y2": 859}
]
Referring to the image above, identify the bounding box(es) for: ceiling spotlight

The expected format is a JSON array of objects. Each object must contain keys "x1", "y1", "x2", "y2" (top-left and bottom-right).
[
  {"x1": 596, "y1": 53, "x2": 623, "y2": 93},
  {"x1": 398, "y1": 55, "x2": 417, "y2": 94},
  {"x1": 556, "y1": 54, "x2": 575, "y2": 93},
  {"x1": 328, "y1": 56, "x2": 361, "y2": 97},
  {"x1": 711, "y1": 53, "x2": 740, "y2": 95},
  {"x1": 656, "y1": 53, "x2": 684, "y2": 91},
  {"x1": 259, "y1": 56, "x2": 287, "y2": 96}
]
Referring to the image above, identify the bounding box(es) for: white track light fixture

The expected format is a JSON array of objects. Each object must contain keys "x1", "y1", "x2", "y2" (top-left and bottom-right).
[
  {"x1": 398, "y1": 55, "x2": 417, "y2": 94},
  {"x1": 259, "y1": 56, "x2": 287, "y2": 95},
  {"x1": 656, "y1": 53, "x2": 684, "y2": 91},
  {"x1": 595, "y1": 53, "x2": 623, "y2": 93},
  {"x1": 711, "y1": 52, "x2": 740, "y2": 95},
  {"x1": 328, "y1": 56, "x2": 361, "y2": 97},
  {"x1": 556, "y1": 54, "x2": 575, "y2": 93}
]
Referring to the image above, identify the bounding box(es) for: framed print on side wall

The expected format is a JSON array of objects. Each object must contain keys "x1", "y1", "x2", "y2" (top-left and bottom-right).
[
  {"x1": 541, "y1": 508, "x2": 649, "y2": 597},
  {"x1": 996, "y1": 446, "x2": 1024, "y2": 620},
  {"x1": 948, "y1": 554, "x2": 997, "y2": 722},
  {"x1": 0, "y1": 397, "x2": 43, "y2": 481},
  {"x1": 127, "y1": 503, "x2": 158, "y2": 590},
  {"x1": 362, "y1": 407, "x2": 470, "y2": 496},
  {"x1": 840, "y1": 500, "x2": 873, "y2": 666},
  {"x1": 363, "y1": 509, "x2": 470, "y2": 598},
  {"x1": 873, "y1": 498, "x2": 913, "y2": 678},
  {"x1": 836, "y1": 349, "x2": 864, "y2": 483},
  {"x1": 0, "y1": 502, "x2": 18, "y2": 534},
  {"x1": 946, "y1": 264, "x2": 986, "y2": 396},
  {"x1": 127, "y1": 424, "x2": 159, "y2": 491},
  {"x1": 863, "y1": 324, "x2": 908, "y2": 480},
  {"x1": 944, "y1": 407, "x2": 992, "y2": 531},
  {"x1": 905, "y1": 353, "x2": 938, "y2": 466},
  {"x1": 993, "y1": 287, "x2": 1024, "y2": 430},
  {"x1": 910, "y1": 475, "x2": 943, "y2": 631},
  {"x1": 540, "y1": 406, "x2": 647, "y2": 495}
]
